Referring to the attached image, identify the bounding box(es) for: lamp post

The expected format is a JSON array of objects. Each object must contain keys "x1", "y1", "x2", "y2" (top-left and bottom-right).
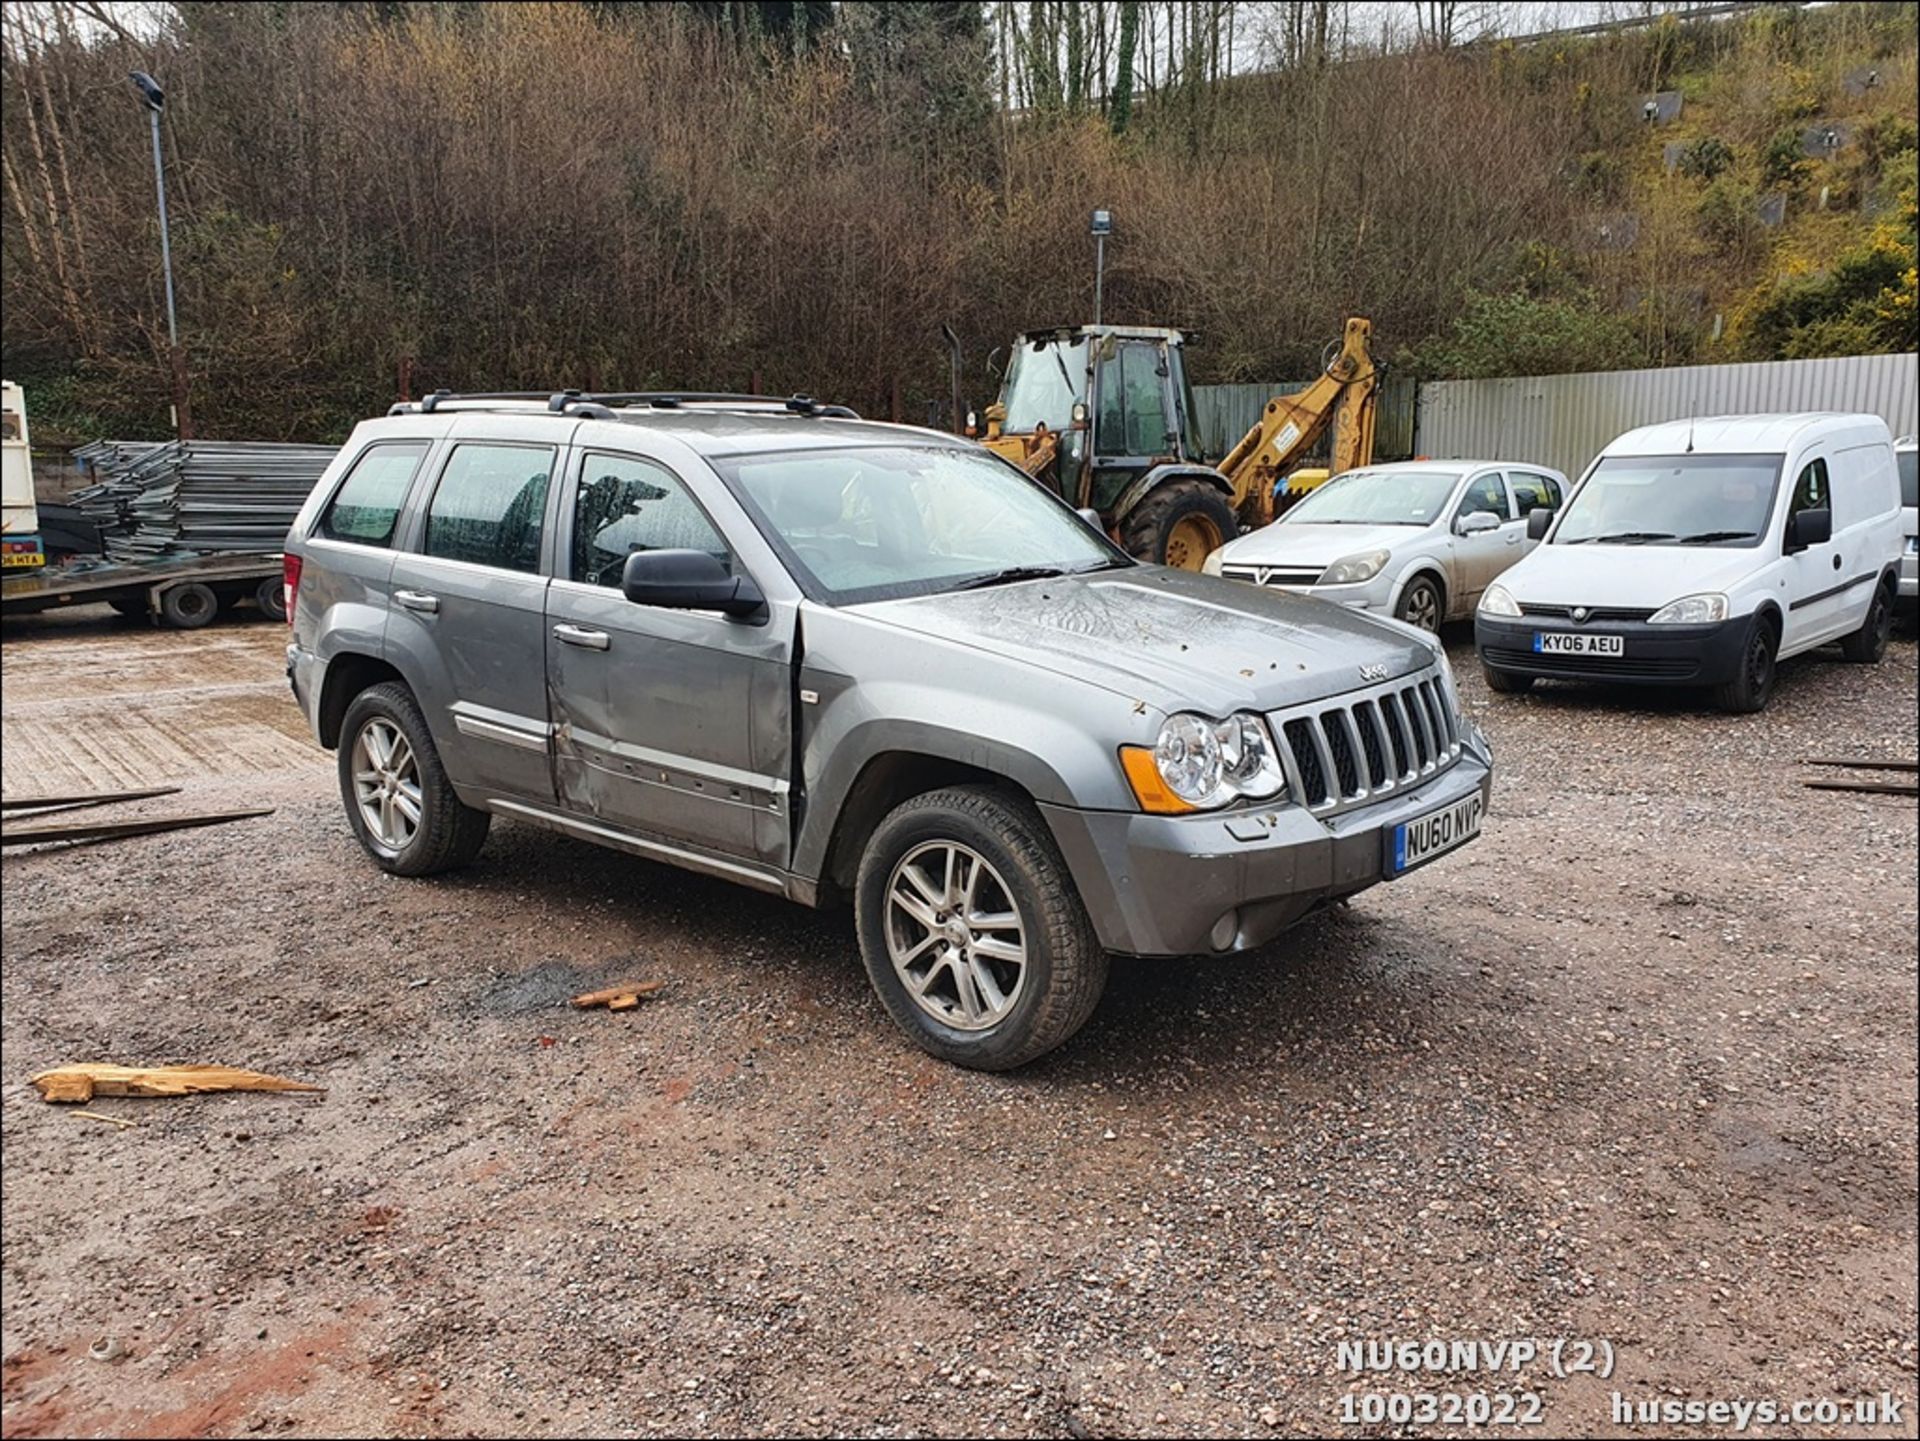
[
  {"x1": 1090, "y1": 209, "x2": 1113, "y2": 325},
  {"x1": 129, "y1": 71, "x2": 190, "y2": 437}
]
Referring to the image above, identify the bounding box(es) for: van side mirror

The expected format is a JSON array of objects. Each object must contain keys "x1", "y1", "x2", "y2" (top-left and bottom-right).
[
  {"x1": 1456, "y1": 510, "x2": 1501, "y2": 536},
  {"x1": 622, "y1": 549, "x2": 765, "y2": 619},
  {"x1": 1785, "y1": 507, "x2": 1831, "y2": 552},
  {"x1": 1526, "y1": 507, "x2": 1555, "y2": 541}
]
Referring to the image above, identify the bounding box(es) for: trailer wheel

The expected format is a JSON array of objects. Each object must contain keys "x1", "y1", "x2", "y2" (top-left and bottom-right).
[
  {"x1": 158, "y1": 582, "x2": 218, "y2": 630},
  {"x1": 255, "y1": 576, "x2": 288, "y2": 622}
]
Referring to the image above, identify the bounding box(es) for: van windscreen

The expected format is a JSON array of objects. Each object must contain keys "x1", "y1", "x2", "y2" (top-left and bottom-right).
[{"x1": 1553, "y1": 454, "x2": 1784, "y2": 547}]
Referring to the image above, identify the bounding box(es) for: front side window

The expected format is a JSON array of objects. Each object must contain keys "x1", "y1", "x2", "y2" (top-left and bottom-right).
[
  {"x1": 1508, "y1": 471, "x2": 1562, "y2": 516},
  {"x1": 714, "y1": 445, "x2": 1124, "y2": 605},
  {"x1": 1789, "y1": 457, "x2": 1829, "y2": 514},
  {"x1": 318, "y1": 442, "x2": 428, "y2": 546},
  {"x1": 1552, "y1": 454, "x2": 1783, "y2": 547},
  {"x1": 1456, "y1": 472, "x2": 1511, "y2": 522},
  {"x1": 571, "y1": 453, "x2": 730, "y2": 588},
  {"x1": 1283, "y1": 468, "x2": 1463, "y2": 526},
  {"x1": 423, "y1": 443, "x2": 553, "y2": 573}
]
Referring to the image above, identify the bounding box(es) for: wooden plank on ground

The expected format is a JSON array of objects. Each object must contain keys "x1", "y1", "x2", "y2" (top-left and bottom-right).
[
  {"x1": 1801, "y1": 757, "x2": 1918, "y2": 773},
  {"x1": 1803, "y1": 778, "x2": 1920, "y2": 797},
  {"x1": 570, "y1": 981, "x2": 666, "y2": 1009},
  {"x1": 30, "y1": 1064, "x2": 324, "y2": 1104},
  {"x1": 0, "y1": 807, "x2": 273, "y2": 847},
  {"x1": 0, "y1": 785, "x2": 182, "y2": 811}
]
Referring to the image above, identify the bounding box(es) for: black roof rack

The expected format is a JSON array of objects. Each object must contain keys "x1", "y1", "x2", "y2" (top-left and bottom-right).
[{"x1": 388, "y1": 389, "x2": 860, "y2": 420}]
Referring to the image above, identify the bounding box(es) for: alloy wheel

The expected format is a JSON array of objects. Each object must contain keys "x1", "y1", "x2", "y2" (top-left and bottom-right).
[
  {"x1": 884, "y1": 841, "x2": 1028, "y2": 1032},
  {"x1": 1402, "y1": 582, "x2": 1440, "y2": 632},
  {"x1": 352, "y1": 717, "x2": 423, "y2": 851}
]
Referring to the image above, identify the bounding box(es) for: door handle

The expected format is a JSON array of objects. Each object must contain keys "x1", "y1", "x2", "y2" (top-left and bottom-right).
[
  {"x1": 1505, "y1": 532, "x2": 1522, "y2": 545},
  {"x1": 394, "y1": 590, "x2": 439, "y2": 613},
  {"x1": 1832, "y1": 554, "x2": 1842, "y2": 570},
  {"x1": 553, "y1": 623, "x2": 611, "y2": 651}
]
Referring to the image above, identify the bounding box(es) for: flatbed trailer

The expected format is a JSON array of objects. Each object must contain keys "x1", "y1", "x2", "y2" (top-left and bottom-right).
[{"x1": 0, "y1": 552, "x2": 285, "y2": 627}]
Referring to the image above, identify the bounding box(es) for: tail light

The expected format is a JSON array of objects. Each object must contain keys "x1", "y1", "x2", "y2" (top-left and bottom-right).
[{"x1": 283, "y1": 552, "x2": 302, "y2": 626}]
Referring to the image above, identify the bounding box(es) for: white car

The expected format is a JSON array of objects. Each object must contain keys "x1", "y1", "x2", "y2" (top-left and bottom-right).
[
  {"x1": 1896, "y1": 434, "x2": 1916, "y2": 605},
  {"x1": 1201, "y1": 459, "x2": 1569, "y2": 632},
  {"x1": 1475, "y1": 413, "x2": 1904, "y2": 713}
]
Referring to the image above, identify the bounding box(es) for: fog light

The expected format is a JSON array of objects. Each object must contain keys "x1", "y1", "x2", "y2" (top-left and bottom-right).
[{"x1": 1209, "y1": 911, "x2": 1239, "y2": 951}]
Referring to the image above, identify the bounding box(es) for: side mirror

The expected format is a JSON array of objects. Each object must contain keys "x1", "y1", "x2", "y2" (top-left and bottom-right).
[
  {"x1": 622, "y1": 549, "x2": 765, "y2": 619},
  {"x1": 1456, "y1": 510, "x2": 1501, "y2": 536},
  {"x1": 1526, "y1": 507, "x2": 1555, "y2": 541},
  {"x1": 1785, "y1": 507, "x2": 1831, "y2": 552},
  {"x1": 1075, "y1": 507, "x2": 1105, "y2": 533}
]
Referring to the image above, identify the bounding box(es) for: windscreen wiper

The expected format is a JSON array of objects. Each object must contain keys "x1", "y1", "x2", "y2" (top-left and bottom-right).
[
  {"x1": 951, "y1": 565, "x2": 1069, "y2": 591},
  {"x1": 1676, "y1": 530, "x2": 1758, "y2": 544},
  {"x1": 1567, "y1": 531, "x2": 1677, "y2": 545}
]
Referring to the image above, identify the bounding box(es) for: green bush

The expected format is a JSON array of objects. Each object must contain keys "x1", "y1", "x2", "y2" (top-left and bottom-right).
[
  {"x1": 1403, "y1": 290, "x2": 1642, "y2": 380},
  {"x1": 1698, "y1": 177, "x2": 1762, "y2": 251},
  {"x1": 1678, "y1": 136, "x2": 1734, "y2": 181},
  {"x1": 1762, "y1": 128, "x2": 1810, "y2": 188}
]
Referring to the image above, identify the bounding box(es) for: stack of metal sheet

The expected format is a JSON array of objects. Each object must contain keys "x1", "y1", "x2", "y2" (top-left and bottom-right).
[{"x1": 69, "y1": 440, "x2": 336, "y2": 560}]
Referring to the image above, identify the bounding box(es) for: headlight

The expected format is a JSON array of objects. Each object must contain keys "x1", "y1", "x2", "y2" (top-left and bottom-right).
[
  {"x1": 1321, "y1": 549, "x2": 1389, "y2": 585},
  {"x1": 1648, "y1": 593, "x2": 1728, "y2": 624},
  {"x1": 1202, "y1": 548, "x2": 1224, "y2": 576},
  {"x1": 1478, "y1": 583, "x2": 1521, "y2": 617},
  {"x1": 1121, "y1": 712, "x2": 1288, "y2": 813}
]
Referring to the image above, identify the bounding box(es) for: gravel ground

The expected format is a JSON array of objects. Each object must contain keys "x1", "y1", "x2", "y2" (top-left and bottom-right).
[{"x1": 1, "y1": 606, "x2": 1915, "y2": 1439}]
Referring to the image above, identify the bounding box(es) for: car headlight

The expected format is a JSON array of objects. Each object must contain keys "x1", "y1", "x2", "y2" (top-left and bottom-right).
[
  {"x1": 1478, "y1": 583, "x2": 1521, "y2": 617},
  {"x1": 1121, "y1": 712, "x2": 1288, "y2": 813},
  {"x1": 1648, "y1": 593, "x2": 1728, "y2": 625},
  {"x1": 1202, "y1": 548, "x2": 1224, "y2": 576},
  {"x1": 1322, "y1": 549, "x2": 1389, "y2": 585}
]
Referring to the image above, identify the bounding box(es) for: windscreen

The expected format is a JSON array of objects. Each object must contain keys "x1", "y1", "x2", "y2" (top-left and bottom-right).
[
  {"x1": 999, "y1": 339, "x2": 1088, "y2": 434},
  {"x1": 1283, "y1": 468, "x2": 1463, "y2": 526},
  {"x1": 1899, "y1": 448, "x2": 1917, "y2": 509},
  {"x1": 715, "y1": 445, "x2": 1125, "y2": 605},
  {"x1": 1553, "y1": 454, "x2": 1783, "y2": 547}
]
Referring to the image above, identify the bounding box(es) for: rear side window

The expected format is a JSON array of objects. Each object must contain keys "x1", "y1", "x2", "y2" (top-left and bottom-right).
[
  {"x1": 424, "y1": 444, "x2": 554, "y2": 574},
  {"x1": 1509, "y1": 471, "x2": 1562, "y2": 516},
  {"x1": 317, "y1": 442, "x2": 428, "y2": 546},
  {"x1": 1899, "y1": 449, "x2": 1918, "y2": 509},
  {"x1": 571, "y1": 453, "x2": 730, "y2": 588}
]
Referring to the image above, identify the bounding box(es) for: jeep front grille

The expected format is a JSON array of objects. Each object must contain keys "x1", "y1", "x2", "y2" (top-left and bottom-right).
[{"x1": 1267, "y1": 664, "x2": 1462, "y2": 814}]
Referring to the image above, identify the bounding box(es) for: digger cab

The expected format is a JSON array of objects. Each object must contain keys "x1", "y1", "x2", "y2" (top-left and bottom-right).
[{"x1": 988, "y1": 326, "x2": 1210, "y2": 513}]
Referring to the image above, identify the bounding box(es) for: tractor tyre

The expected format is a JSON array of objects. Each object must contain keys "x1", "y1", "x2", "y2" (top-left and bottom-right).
[{"x1": 1120, "y1": 481, "x2": 1238, "y2": 572}]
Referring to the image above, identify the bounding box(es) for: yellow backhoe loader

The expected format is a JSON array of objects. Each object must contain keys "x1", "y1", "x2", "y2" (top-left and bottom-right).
[{"x1": 977, "y1": 317, "x2": 1380, "y2": 570}]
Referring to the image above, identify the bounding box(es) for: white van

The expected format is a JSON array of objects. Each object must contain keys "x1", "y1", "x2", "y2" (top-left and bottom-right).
[{"x1": 1473, "y1": 413, "x2": 1904, "y2": 712}]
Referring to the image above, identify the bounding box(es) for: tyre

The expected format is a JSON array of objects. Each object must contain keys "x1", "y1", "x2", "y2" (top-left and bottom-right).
[
  {"x1": 255, "y1": 576, "x2": 288, "y2": 622},
  {"x1": 855, "y1": 785, "x2": 1107, "y2": 1071},
  {"x1": 1838, "y1": 582, "x2": 1892, "y2": 663},
  {"x1": 1714, "y1": 614, "x2": 1778, "y2": 714},
  {"x1": 1394, "y1": 573, "x2": 1444, "y2": 632},
  {"x1": 337, "y1": 681, "x2": 490, "y2": 876},
  {"x1": 1120, "y1": 480, "x2": 1238, "y2": 571},
  {"x1": 1482, "y1": 665, "x2": 1534, "y2": 694},
  {"x1": 158, "y1": 582, "x2": 217, "y2": 629}
]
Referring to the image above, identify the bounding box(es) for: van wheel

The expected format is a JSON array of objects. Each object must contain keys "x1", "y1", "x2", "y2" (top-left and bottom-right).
[
  {"x1": 855, "y1": 785, "x2": 1107, "y2": 1071},
  {"x1": 1714, "y1": 615, "x2": 1778, "y2": 714},
  {"x1": 1483, "y1": 665, "x2": 1534, "y2": 694},
  {"x1": 338, "y1": 681, "x2": 490, "y2": 876},
  {"x1": 1838, "y1": 583, "x2": 1891, "y2": 663}
]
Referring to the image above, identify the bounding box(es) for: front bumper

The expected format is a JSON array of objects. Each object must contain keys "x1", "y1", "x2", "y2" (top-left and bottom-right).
[
  {"x1": 1474, "y1": 613, "x2": 1750, "y2": 687},
  {"x1": 1040, "y1": 734, "x2": 1492, "y2": 958}
]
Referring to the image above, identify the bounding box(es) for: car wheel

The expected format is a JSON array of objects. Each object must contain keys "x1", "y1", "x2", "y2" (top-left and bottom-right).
[
  {"x1": 855, "y1": 785, "x2": 1108, "y2": 1071},
  {"x1": 1395, "y1": 574, "x2": 1444, "y2": 632},
  {"x1": 1838, "y1": 582, "x2": 1892, "y2": 663},
  {"x1": 1482, "y1": 665, "x2": 1534, "y2": 694},
  {"x1": 158, "y1": 582, "x2": 218, "y2": 629},
  {"x1": 1714, "y1": 614, "x2": 1778, "y2": 714},
  {"x1": 338, "y1": 681, "x2": 490, "y2": 876},
  {"x1": 1121, "y1": 481, "x2": 1238, "y2": 571}
]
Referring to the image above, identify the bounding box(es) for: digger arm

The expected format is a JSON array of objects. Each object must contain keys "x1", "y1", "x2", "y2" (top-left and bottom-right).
[{"x1": 1217, "y1": 317, "x2": 1380, "y2": 528}]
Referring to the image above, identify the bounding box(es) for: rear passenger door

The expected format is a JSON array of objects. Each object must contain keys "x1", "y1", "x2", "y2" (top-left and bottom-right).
[
  {"x1": 543, "y1": 448, "x2": 795, "y2": 872},
  {"x1": 385, "y1": 431, "x2": 561, "y2": 804}
]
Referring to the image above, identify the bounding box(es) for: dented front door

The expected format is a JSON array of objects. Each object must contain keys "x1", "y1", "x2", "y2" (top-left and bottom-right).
[{"x1": 543, "y1": 448, "x2": 794, "y2": 867}]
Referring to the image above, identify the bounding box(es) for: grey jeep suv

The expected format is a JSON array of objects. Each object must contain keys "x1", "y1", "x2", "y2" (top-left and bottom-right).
[{"x1": 285, "y1": 392, "x2": 1492, "y2": 1069}]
